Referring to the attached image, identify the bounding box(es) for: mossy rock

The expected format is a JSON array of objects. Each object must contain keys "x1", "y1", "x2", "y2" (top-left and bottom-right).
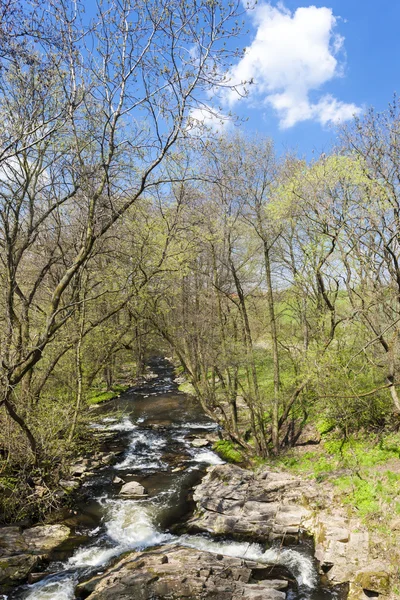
[
  {"x1": 213, "y1": 440, "x2": 243, "y2": 464},
  {"x1": 354, "y1": 569, "x2": 390, "y2": 595}
]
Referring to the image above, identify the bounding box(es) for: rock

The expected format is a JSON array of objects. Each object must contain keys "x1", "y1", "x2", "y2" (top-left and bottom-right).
[
  {"x1": 82, "y1": 546, "x2": 287, "y2": 600},
  {"x1": 309, "y1": 515, "x2": 371, "y2": 585},
  {"x1": 190, "y1": 438, "x2": 210, "y2": 448},
  {"x1": 188, "y1": 464, "x2": 311, "y2": 543},
  {"x1": 113, "y1": 476, "x2": 125, "y2": 484},
  {"x1": 119, "y1": 481, "x2": 148, "y2": 498},
  {"x1": 101, "y1": 452, "x2": 115, "y2": 465},
  {"x1": 59, "y1": 479, "x2": 80, "y2": 491},
  {"x1": 187, "y1": 463, "x2": 391, "y2": 594},
  {"x1": 0, "y1": 554, "x2": 39, "y2": 584},
  {"x1": 70, "y1": 463, "x2": 87, "y2": 477},
  {"x1": 0, "y1": 527, "x2": 28, "y2": 556},
  {"x1": 354, "y1": 567, "x2": 390, "y2": 595},
  {"x1": 22, "y1": 525, "x2": 71, "y2": 553}
]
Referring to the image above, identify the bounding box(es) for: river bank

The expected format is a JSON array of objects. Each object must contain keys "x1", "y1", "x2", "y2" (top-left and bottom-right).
[{"x1": 0, "y1": 358, "x2": 393, "y2": 600}]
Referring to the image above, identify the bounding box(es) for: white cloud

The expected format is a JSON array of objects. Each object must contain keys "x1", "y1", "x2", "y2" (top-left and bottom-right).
[
  {"x1": 226, "y1": 3, "x2": 361, "y2": 128},
  {"x1": 187, "y1": 105, "x2": 231, "y2": 135}
]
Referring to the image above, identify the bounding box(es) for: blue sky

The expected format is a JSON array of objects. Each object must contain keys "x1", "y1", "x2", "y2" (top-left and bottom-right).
[{"x1": 217, "y1": 0, "x2": 400, "y2": 156}]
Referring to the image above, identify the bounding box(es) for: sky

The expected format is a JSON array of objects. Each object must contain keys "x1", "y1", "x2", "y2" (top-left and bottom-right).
[{"x1": 209, "y1": 0, "x2": 400, "y2": 157}]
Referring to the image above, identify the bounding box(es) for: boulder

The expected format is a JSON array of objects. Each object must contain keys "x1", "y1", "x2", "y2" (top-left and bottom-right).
[
  {"x1": 188, "y1": 464, "x2": 311, "y2": 543},
  {"x1": 190, "y1": 438, "x2": 210, "y2": 448},
  {"x1": 0, "y1": 524, "x2": 70, "y2": 558},
  {"x1": 22, "y1": 524, "x2": 71, "y2": 553},
  {"x1": 354, "y1": 566, "x2": 390, "y2": 595},
  {"x1": 0, "y1": 527, "x2": 28, "y2": 556},
  {"x1": 0, "y1": 554, "x2": 39, "y2": 584},
  {"x1": 81, "y1": 546, "x2": 288, "y2": 600},
  {"x1": 119, "y1": 481, "x2": 148, "y2": 498}
]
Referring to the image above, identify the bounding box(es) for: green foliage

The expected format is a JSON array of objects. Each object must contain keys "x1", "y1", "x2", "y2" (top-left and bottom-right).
[
  {"x1": 213, "y1": 440, "x2": 244, "y2": 464},
  {"x1": 178, "y1": 381, "x2": 196, "y2": 395},
  {"x1": 334, "y1": 477, "x2": 380, "y2": 517},
  {"x1": 87, "y1": 384, "x2": 130, "y2": 405},
  {"x1": 315, "y1": 419, "x2": 336, "y2": 435}
]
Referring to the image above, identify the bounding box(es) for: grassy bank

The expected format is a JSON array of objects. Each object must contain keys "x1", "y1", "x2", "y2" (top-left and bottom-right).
[{"x1": 87, "y1": 384, "x2": 131, "y2": 406}]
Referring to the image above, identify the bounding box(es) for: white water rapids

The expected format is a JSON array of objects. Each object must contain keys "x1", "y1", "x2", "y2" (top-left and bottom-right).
[{"x1": 18, "y1": 366, "x2": 319, "y2": 600}]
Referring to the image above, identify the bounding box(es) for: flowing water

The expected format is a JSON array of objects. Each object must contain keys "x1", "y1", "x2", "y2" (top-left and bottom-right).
[{"x1": 9, "y1": 358, "x2": 342, "y2": 600}]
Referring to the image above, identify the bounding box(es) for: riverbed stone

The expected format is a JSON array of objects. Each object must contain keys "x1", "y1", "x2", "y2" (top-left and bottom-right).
[
  {"x1": 82, "y1": 546, "x2": 288, "y2": 600},
  {"x1": 119, "y1": 481, "x2": 148, "y2": 498},
  {"x1": 190, "y1": 438, "x2": 210, "y2": 448},
  {"x1": 0, "y1": 524, "x2": 70, "y2": 589},
  {"x1": 22, "y1": 524, "x2": 71, "y2": 553},
  {"x1": 0, "y1": 527, "x2": 28, "y2": 556},
  {"x1": 0, "y1": 554, "x2": 40, "y2": 584}
]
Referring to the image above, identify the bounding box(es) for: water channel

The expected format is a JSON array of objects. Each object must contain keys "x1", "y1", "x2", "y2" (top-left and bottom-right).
[{"x1": 9, "y1": 358, "x2": 339, "y2": 600}]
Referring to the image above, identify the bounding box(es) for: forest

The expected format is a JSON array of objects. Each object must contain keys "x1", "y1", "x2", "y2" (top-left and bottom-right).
[{"x1": 1, "y1": 0, "x2": 400, "y2": 529}]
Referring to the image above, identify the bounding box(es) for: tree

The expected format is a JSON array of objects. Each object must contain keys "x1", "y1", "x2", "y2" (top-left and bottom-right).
[{"x1": 0, "y1": 0, "x2": 244, "y2": 458}]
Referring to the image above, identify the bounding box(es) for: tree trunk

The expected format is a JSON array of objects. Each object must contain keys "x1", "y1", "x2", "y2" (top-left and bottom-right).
[{"x1": 263, "y1": 241, "x2": 281, "y2": 454}]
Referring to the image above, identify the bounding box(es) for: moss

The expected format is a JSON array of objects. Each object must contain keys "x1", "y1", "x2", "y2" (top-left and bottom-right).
[
  {"x1": 87, "y1": 384, "x2": 130, "y2": 405},
  {"x1": 178, "y1": 381, "x2": 195, "y2": 395},
  {"x1": 213, "y1": 440, "x2": 243, "y2": 464},
  {"x1": 354, "y1": 570, "x2": 390, "y2": 595}
]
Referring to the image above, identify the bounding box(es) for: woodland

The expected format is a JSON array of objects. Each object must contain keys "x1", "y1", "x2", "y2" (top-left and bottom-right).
[{"x1": 1, "y1": 0, "x2": 400, "y2": 523}]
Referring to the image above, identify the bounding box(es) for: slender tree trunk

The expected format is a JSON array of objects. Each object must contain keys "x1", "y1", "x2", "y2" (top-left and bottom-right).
[
  {"x1": 69, "y1": 298, "x2": 85, "y2": 442},
  {"x1": 263, "y1": 241, "x2": 280, "y2": 454},
  {"x1": 228, "y1": 250, "x2": 268, "y2": 457},
  {"x1": 3, "y1": 390, "x2": 38, "y2": 458}
]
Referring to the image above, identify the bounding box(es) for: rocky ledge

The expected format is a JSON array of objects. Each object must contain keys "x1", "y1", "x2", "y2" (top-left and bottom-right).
[
  {"x1": 0, "y1": 524, "x2": 70, "y2": 590},
  {"x1": 187, "y1": 464, "x2": 392, "y2": 600},
  {"x1": 78, "y1": 546, "x2": 290, "y2": 600}
]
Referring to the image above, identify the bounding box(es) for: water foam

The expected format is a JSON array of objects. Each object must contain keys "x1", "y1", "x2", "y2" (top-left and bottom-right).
[
  {"x1": 178, "y1": 535, "x2": 317, "y2": 589},
  {"x1": 191, "y1": 450, "x2": 225, "y2": 465},
  {"x1": 114, "y1": 429, "x2": 167, "y2": 471},
  {"x1": 68, "y1": 498, "x2": 173, "y2": 569},
  {"x1": 22, "y1": 576, "x2": 76, "y2": 600},
  {"x1": 90, "y1": 416, "x2": 137, "y2": 432}
]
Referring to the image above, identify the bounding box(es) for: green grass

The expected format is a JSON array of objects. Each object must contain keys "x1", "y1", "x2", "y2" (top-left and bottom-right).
[
  {"x1": 334, "y1": 470, "x2": 400, "y2": 518},
  {"x1": 276, "y1": 433, "x2": 400, "y2": 527},
  {"x1": 87, "y1": 384, "x2": 130, "y2": 405}
]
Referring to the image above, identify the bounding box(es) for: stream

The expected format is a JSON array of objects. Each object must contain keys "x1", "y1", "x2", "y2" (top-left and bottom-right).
[{"x1": 9, "y1": 358, "x2": 338, "y2": 600}]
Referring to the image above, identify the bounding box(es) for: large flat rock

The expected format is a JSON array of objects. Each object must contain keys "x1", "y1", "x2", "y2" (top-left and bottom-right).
[
  {"x1": 188, "y1": 464, "x2": 311, "y2": 543},
  {"x1": 81, "y1": 546, "x2": 288, "y2": 600}
]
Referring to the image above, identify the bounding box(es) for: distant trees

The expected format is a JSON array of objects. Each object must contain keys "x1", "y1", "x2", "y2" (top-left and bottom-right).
[{"x1": 146, "y1": 120, "x2": 400, "y2": 454}]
